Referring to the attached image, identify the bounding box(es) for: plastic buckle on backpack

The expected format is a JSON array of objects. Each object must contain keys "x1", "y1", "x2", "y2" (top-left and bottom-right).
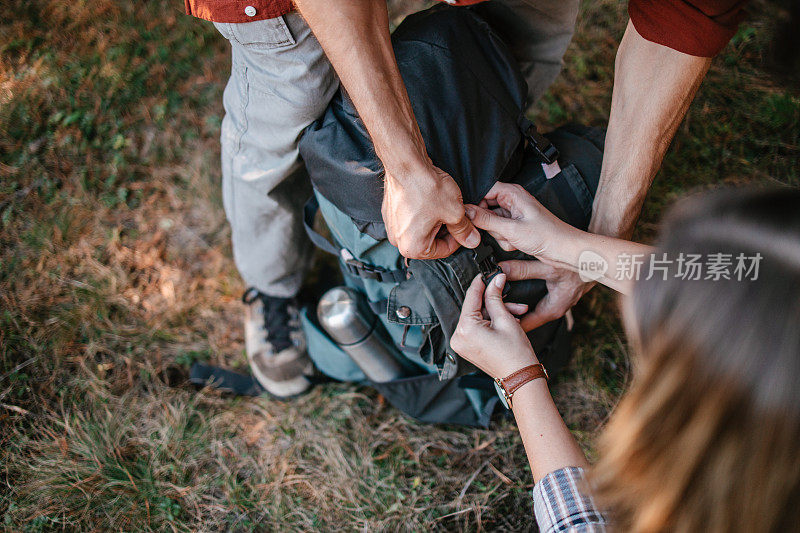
[
  {"x1": 523, "y1": 123, "x2": 559, "y2": 165},
  {"x1": 473, "y1": 244, "x2": 510, "y2": 297},
  {"x1": 344, "y1": 258, "x2": 393, "y2": 282},
  {"x1": 344, "y1": 257, "x2": 383, "y2": 281},
  {"x1": 478, "y1": 254, "x2": 502, "y2": 285}
]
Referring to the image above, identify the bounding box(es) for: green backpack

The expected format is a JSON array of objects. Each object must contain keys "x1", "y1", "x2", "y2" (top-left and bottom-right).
[{"x1": 297, "y1": 6, "x2": 604, "y2": 427}]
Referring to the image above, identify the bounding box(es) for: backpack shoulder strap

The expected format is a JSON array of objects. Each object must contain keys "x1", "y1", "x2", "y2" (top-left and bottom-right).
[{"x1": 303, "y1": 197, "x2": 406, "y2": 283}]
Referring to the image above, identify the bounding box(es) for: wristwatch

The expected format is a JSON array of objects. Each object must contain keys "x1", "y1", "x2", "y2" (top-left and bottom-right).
[{"x1": 494, "y1": 363, "x2": 548, "y2": 410}]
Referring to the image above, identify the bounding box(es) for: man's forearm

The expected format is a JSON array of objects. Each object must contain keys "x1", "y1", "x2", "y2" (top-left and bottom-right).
[
  {"x1": 294, "y1": 0, "x2": 481, "y2": 258},
  {"x1": 293, "y1": 0, "x2": 429, "y2": 176},
  {"x1": 590, "y1": 20, "x2": 711, "y2": 239}
]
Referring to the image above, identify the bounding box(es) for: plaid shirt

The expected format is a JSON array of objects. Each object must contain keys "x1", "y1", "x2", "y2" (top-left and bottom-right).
[{"x1": 533, "y1": 467, "x2": 607, "y2": 532}]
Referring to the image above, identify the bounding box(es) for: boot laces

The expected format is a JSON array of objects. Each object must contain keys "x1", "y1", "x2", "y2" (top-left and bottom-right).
[{"x1": 243, "y1": 288, "x2": 294, "y2": 353}]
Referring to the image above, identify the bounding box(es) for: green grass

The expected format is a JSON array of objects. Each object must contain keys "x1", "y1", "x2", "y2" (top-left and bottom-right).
[{"x1": 1, "y1": 0, "x2": 798, "y2": 530}]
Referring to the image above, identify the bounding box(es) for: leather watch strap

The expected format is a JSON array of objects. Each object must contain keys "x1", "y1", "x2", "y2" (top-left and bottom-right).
[{"x1": 495, "y1": 363, "x2": 548, "y2": 409}]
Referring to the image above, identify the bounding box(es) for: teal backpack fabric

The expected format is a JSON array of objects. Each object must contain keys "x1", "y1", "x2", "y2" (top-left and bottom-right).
[{"x1": 297, "y1": 5, "x2": 604, "y2": 427}]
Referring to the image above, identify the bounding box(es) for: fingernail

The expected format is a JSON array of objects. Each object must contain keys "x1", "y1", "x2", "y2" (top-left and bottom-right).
[
  {"x1": 466, "y1": 230, "x2": 480, "y2": 248},
  {"x1": 464, "y1": 206, "x2": 475, "y2": 219},
  {"x1": 493, "y1": 273, "x2": 506, "y2": 287}
]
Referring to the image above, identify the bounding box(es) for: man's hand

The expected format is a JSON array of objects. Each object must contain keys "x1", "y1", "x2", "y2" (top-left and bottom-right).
[
  {"x1": 500, "y1": 260, "x2": 592, "y2": 331},
  {"x1": 383, "y1": 165, "x2": 480, "y2": 259},
  {"x1": 293, "y1": 0, "x2": 479, "y2": 260}
]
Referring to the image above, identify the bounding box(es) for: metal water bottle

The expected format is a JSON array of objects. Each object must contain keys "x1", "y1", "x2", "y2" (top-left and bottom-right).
[{"x1": 317, "y1": 286, "x2": 404, "y2": 382}]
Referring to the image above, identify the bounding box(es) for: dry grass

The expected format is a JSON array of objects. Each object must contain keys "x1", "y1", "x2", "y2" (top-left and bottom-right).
[{"x1": 1, "y1": 0, "x2": 797, "y2": 531}]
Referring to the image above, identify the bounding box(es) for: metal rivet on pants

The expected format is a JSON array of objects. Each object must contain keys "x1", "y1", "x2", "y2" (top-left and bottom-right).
[
  {"x1": 396, "y1": 306, "x2": 411, "y2": 319},
  {"x1": 244, "y1": 5, "x2": 257, "y2": 16}
]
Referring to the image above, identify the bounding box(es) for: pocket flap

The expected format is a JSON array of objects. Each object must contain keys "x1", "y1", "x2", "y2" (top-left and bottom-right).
[
  {"x1": 229, "y1": 17, "x2": 295, "y2": 49},
  {"x1": 387, "y1": 279, "x2": 440, "y2": 326}
]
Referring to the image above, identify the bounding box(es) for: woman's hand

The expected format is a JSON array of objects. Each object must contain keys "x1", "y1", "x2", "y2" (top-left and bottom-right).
[
  {"x1": 453, "y1": 272, "x2": 591, "y2": 486},
  {"x1": 498, "y1": 259, "x2": 593, "y2": 331},
  {"x1": 451, "y1": 273, "x2": 538, "y2": 379},
  {"x1": 464, "y1": 182, "x2": 576, "y2": 261}
]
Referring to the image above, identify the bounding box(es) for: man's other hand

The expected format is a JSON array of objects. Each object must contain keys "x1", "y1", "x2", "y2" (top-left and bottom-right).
[{"x1": 382, "y1": 164, "x2": 480, "y2": 259}]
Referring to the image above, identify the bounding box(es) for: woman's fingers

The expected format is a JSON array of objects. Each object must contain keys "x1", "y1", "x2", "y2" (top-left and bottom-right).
[
  {"x1": 495, "y1": 238, "x2": 517, "y2": 252},
  {"x1": 490, "y1": 206, "x2": 512, "y2": 219},
  {"x1": 483, "y1": 273, "x2": 514, "y2": 323},
  {"x1": 464, "y1": 205, "x2": 515, "y2": 238},
  {"x1": 504, "y1": 302, "x2": 529, "y2": 315},
  {"x1": 483, "y1": 182, "x2": 526, "y2": 212},
  {"x1": 519, "y1": 293, "x2": 564, "y2": 331},
  {"x1": 460, "y1": 274, "x2": 485, "y2": 320},
  {"x1": 452, "y1": 275, "x2": 487, "y2": 357},
  {"x1": 499, "y1": 259, "x2": 554, "y2": 281},
  {"x1": 482, "y1": 228, "x2": 516, "y2": 251}
]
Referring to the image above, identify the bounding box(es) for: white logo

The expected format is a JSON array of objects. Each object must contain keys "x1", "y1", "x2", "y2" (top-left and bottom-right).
[{"x1": 578, "y1": 250, "x2": 608, "y2": 282}]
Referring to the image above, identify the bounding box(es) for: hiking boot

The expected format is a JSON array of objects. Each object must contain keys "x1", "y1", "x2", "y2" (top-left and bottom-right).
[{"x1": 242, "y1": 288, "x2": 313, "y2": 398}]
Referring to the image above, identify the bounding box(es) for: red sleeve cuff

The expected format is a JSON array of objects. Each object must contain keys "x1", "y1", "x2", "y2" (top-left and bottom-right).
[{"x1": 628, "y1": 0, "x2": 747, "y2": 57}]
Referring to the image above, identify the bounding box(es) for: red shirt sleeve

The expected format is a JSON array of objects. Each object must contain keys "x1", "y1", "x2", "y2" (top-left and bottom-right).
[
  {"x1": 628, "y1": 0, "x2": 748, "y2": 57},
  {"x1": 185, "y1": 0, "x2": 294, "y2": 23}
]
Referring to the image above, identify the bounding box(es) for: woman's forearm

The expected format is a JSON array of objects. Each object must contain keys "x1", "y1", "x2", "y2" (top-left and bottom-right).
[
  {"x1": 512, "y1": 378, "x2": 588, "y2": 482},
  {"x1": 548, "y1": 229, "x2": 652, "y2": 295}
]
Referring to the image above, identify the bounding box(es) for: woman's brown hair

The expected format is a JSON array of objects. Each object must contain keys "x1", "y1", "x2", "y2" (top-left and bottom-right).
[{"x1": 591, "y1": 188, "x2": 800, "y2": 532}]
